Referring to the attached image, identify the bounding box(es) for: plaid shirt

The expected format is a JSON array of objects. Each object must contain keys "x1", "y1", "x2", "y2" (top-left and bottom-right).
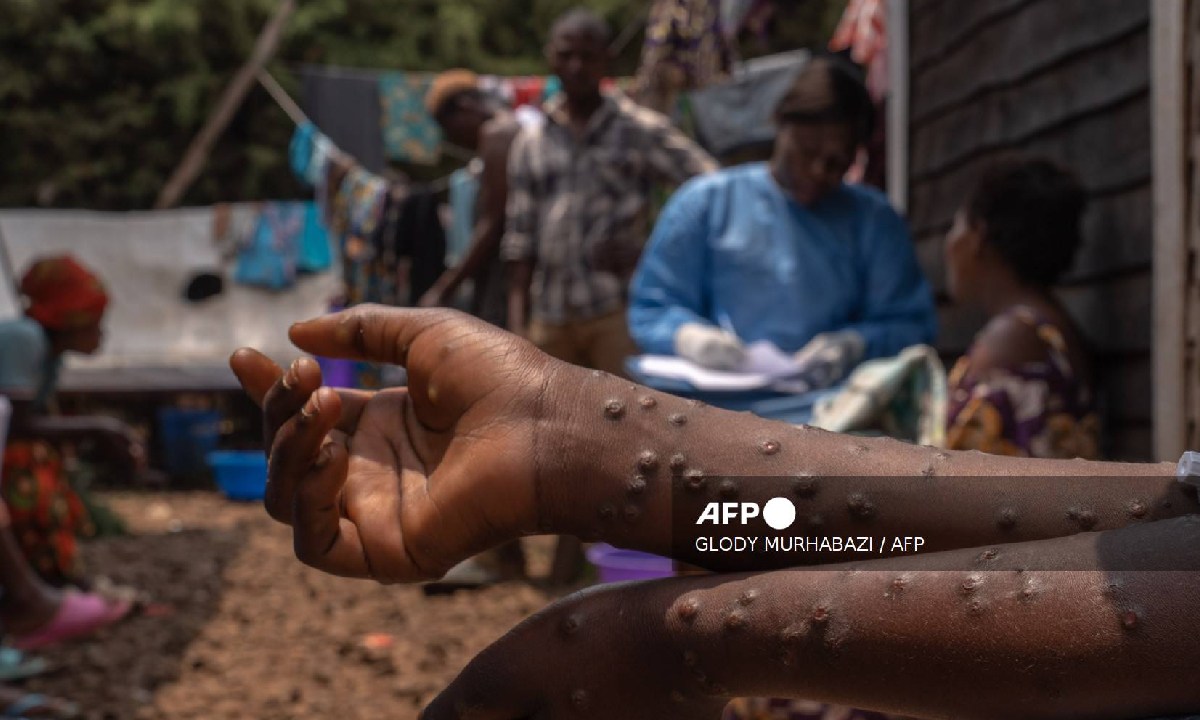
[{"x1": 502, "y1": 93, "x2": 716, "y2": 323}]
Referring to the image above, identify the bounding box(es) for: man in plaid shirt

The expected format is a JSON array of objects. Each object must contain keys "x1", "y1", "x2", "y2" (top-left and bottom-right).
[{"x1": 502, "y1": 8, "x2": 717, "y2": 378}]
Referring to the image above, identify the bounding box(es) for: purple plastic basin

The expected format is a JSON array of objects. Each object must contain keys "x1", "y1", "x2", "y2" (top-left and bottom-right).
[
  {"x1": 317, "y1": 356, "x2": 355, "y2": 388},
  {"x1": 586, "y1": 544, "x2": 674, "y2": 583}
]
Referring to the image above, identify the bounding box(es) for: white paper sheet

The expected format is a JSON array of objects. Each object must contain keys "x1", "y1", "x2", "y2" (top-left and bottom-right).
[
  {"x1": 632, "y1": 355, "x2": 773, "y2": 391},
  {"x1": 632, "y1": 341, "x2": 809, "y2": 392}
]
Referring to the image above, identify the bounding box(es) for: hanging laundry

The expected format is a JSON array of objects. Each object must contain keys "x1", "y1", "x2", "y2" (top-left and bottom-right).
[
  {"x1": 234, "y1": 202, "x2": 305, "y2": 291},
  {"x1": 334, "y1": 166, "x2": 389, "y2": 306},
  {"x1": 829, "y1": 0, "x2": 888, "y2": 102},
  {"x1": 542, "y1": 76, "x2": 563, "y2": 104},
  {"x1": 289, "y1": 121, "x2": 318, "y2": 182},
  {"x1": 379, "y1": 72, "x2": 443, "y2": 165},
  {"x1": 317, "y1": 151, "x2": 354, "y2": 235},
  {"x1": 297, "y1": 202, "x2": 333, "y2": 273},
  {"x1": 686, "y1": 49, "x2": 810, "y2": 158},
  {"x1": 478, "y1": 75, "x2": 516, "y2": 108},
  {"x1": 301, "y1": 65, "x2": 387, "y2": 172},
  {"x1": 212, "y1": 202, "x2": 260, "y2": 262},
  {"x1": 511, "y1": 77, "x2": 547, "y2": 108},
  {"x1": 632, "y1": 0, "x2": 732, "y2": 114},
  {"x1": 366, "y1": 184, "x2": 411, "y2": 308},
  {"x1": 289, "y1": 121, "x2": 336, "y2": 188}
]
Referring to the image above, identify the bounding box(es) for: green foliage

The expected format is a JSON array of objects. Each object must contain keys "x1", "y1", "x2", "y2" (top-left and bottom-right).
[{"x1": 0, "y1": 0, "x2": 846, "y2": 210}]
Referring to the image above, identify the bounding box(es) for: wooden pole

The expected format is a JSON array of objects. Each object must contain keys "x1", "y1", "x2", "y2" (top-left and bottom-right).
[
  {"x1": 1150, "y1": 0, "x2": 1188, "y2": 460},
  {"x1": 256, "y1": 69, "x2": 308, "y2": 126},
  {"x1": 154, "y1": 0, "x2": 296, "y2": 209}
]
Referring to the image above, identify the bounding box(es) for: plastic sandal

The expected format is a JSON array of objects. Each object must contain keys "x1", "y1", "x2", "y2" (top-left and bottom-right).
[
  {"x1": 1, "y1": 692, "x2": 81, "y2": 719},
  {"x1": 0, "y1": 648, "x2": 48, "y2": 682},
  {"x1": 10, "y1": 591, "x2": 131, "y2": 651}
]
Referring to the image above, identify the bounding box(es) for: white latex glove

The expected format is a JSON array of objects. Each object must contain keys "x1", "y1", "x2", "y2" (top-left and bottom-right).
[
  {"x1": 791, "y1": 330, "x2": 866, "y2": 390},
  {"x1": 674, "y1": 323, "x2": 746, "y2": 371}
]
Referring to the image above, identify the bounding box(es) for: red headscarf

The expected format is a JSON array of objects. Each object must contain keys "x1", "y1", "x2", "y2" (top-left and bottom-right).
[{"x1": 19, "y1": 255, "x2": 109, "y2": 331}]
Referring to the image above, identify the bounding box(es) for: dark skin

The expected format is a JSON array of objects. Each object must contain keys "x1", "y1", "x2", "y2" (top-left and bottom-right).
[
  {"x1": 419, "y1": 104, "x2": 521, "y2": 311},
  {"x1": 0, "y1": 501, "x2": 59, "y2": 635},
  {"x1": 770, "y1": 121, "x2": 857, "y2": 208},
  {"x1": 944, "y1": 209, "x2": 1093, "y2": 388},
  {"x1": 506, "y1": 25, "x2": 609, "y2": 336},
  {"x1": 230, "y1": 307, "x2": 1199, "y2": 719}
]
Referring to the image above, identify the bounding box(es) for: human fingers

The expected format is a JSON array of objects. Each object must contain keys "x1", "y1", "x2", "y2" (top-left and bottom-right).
[
  {"x1": 287, "y1": 304, "x2": 463, "y2": 366},
  {"x1": 229, "y1": 348, "x2": 283, "y2": 405},
  {"x1": 289, "y1": 305, "x2": 520, "y2": 429},
  {"x1": 291, "y1": 432, "x2": 373, "y2": 578},
  {"x1": 264, "y1": 386, "x2": 341, "y2": 525},
  {"x1": 261, "y1": 357, "x2": 324, "y2": 453}
]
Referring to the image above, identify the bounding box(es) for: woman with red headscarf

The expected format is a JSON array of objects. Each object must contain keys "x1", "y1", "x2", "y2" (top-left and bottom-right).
[{"x1": 0, "y1": 255, "x2": 132, "y2": 654}]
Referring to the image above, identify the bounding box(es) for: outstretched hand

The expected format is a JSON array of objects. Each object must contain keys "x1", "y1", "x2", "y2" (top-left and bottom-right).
[{"x1": 229, "y1": 306, "x2": 564, "y2": 583}]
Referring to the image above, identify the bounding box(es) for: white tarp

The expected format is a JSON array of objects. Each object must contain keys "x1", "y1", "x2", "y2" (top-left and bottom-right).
[{"x1": 0, "y1": 207, "x2": 341, "y2": 390}]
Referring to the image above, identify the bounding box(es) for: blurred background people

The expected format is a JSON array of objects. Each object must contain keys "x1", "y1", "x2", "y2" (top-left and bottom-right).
[
  {"x1": 0, "y1": 255, "x2": 143, "y2": 591},
  {"x1": 503, "y1": 8, "x2": 717, "y2": 380},
  {"x1": 943, "y1": 157, "x2": 1098, "y2": 459}
]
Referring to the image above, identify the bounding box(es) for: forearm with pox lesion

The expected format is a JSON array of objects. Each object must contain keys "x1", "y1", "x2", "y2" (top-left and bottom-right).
[
  {"x1": 650, "y1": 523, "x2": 1200, "y2": 720},
  {"x1": 539, "y1": 367, "x2": 1196, "y2": 571}
]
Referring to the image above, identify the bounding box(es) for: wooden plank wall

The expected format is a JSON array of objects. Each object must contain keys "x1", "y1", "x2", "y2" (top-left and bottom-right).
[{"x1": 907, "y1": 0, "x2": 1154, "y2": 460}]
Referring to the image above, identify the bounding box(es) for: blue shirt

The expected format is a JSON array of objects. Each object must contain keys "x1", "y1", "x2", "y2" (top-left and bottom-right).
[
  {"x1": 628, "y1": 163, "x2": 937, "y2": 360},
  {"x1": 0, "y1": 317, "x2": 58, "y2": 411}
]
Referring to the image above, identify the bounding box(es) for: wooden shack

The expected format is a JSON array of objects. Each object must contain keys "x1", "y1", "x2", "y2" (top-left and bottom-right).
[{"x1": 888, "y1": 0, "x2": 1198, "y2": 461}]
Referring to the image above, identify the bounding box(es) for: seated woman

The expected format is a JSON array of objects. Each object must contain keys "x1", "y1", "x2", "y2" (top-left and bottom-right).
[
  {"x1": 943, "y1": 158, "x2": 1098, "y2": 459},
  {"x1": 628, "y1": 56, "x2": 936, "y2": 392},
  {"x1": 0, "y1": 255, "x2": 142, "y2": 595}
]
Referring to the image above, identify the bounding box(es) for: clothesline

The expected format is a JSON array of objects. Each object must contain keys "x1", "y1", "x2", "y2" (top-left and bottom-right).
[{"x1": 256, "y1": 69, "x2": 457, "y2": 193}]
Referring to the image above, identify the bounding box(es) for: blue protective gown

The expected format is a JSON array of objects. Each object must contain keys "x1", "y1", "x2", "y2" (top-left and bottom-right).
[{"x1": 628, "y1": 163, "x2": 937, "y2": 360}]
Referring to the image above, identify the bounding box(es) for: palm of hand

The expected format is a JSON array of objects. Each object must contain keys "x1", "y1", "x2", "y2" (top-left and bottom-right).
[
  {"x1": 332, "y1": 385, "x2": 540, "y2": 582},
  {"x1": 233, "y1": 307, "x2": 550, "y2": 584}
]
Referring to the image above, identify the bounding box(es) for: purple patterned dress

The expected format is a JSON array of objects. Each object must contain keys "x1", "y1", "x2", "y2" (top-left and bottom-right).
[{"x1": 946, "y1": 305, "x2": 1099, "y2": 459}]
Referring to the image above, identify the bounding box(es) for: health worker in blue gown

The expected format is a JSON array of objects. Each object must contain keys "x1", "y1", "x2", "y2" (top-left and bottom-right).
[{"x1": 628, "y1": 56, "x2": 937, "y2": 391}]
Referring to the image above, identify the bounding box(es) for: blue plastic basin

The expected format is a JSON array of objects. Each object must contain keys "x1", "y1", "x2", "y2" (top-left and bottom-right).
[{"x1": 205, "y1": 451, "x2": 267, "y2": 502}]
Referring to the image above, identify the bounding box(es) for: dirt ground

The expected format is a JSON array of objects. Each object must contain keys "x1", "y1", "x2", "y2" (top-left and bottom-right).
[{"x1": 17, "y1": 491, "x2": 563, "y2": 720}]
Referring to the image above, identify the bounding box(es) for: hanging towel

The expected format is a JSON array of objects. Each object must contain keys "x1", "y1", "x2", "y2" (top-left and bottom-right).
[
  {"x1": 379, "y1": 72, "x2": 443, "y2": 165},
  {"x1": 235, "y1": 202, "x2": 305, "y2": 290},
  {"x1": 300, "y1": 66, "x2": 387, "y2": 172},
  {"x1": 289, "y1": 122, "x2": 337, "y2": 188},
  {"x1": 297, "y1": 202, "x2": 333, "y2": 273},
  {"x1": 289, "y1": 121, "x2": 317, "y2": 182}
]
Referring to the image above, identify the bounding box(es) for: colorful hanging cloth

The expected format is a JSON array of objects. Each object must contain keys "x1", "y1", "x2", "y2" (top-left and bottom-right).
[{"x1": 379, "y1": 72, "x2": 443, "y2": 165}]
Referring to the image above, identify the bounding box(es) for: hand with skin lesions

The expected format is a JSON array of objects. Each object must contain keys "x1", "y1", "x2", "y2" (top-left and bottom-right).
[
  {"x1": 231, "y1": 306, "x2": 1198, "y2": 582},
  {"x1": 229, "y1": 306, "x2": 1200, "y2": 719}
]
